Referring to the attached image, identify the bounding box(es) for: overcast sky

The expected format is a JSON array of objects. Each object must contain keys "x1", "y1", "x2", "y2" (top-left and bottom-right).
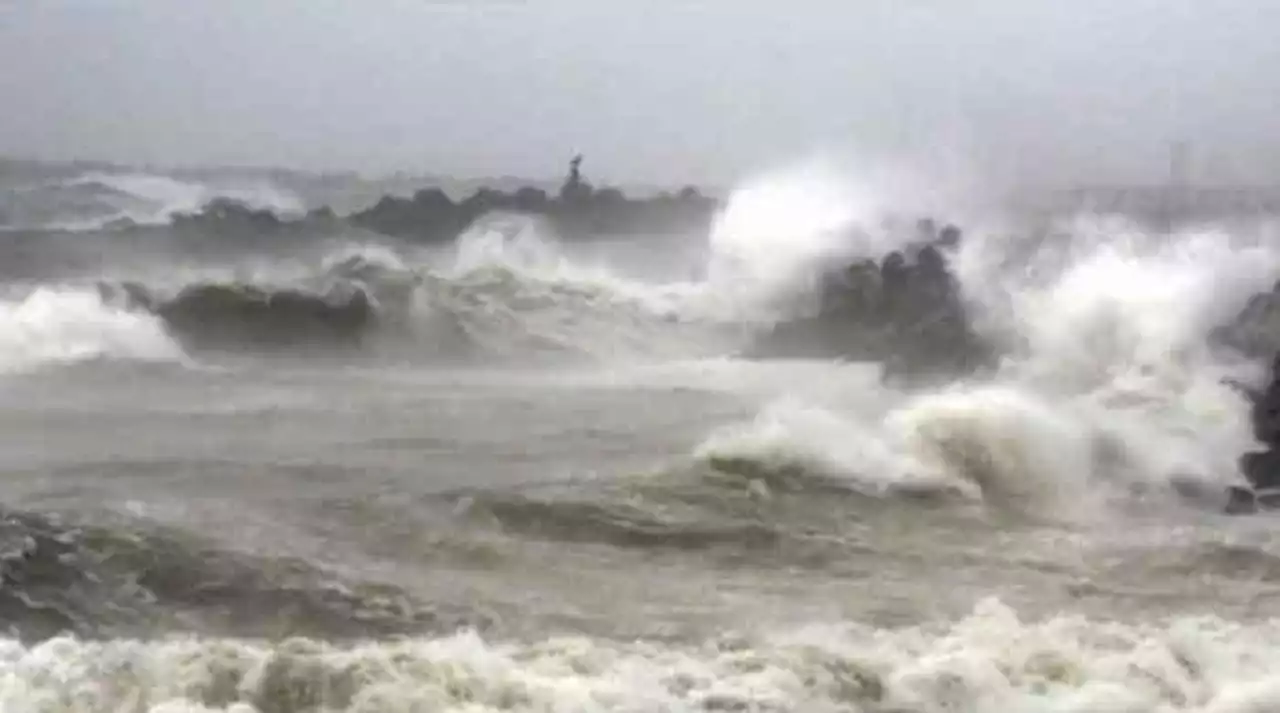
[{"x1": 3, "y1": 0, "x2": 1279, "y2": 188}]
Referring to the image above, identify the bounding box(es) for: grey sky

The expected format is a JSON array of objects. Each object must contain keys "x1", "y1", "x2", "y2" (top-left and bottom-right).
[{"x1": 3, "y1": 0, "x2": 1279, "y2": 188}]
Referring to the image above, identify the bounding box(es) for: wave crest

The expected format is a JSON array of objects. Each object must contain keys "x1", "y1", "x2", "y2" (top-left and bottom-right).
[
  {"x1": 4, "y1": 597, "x2": 1280, "y2": 712},
  {"x1": 2, "y1": 171, "x2": 305, "y2": 231},
  {"x1": 0, "y1": 287, "x2": 185, "y2": 373}
]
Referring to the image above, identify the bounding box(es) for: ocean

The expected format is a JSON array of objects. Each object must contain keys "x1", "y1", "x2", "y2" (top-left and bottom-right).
[{"x1": 2, "y1": 162, "x2": 1280, "y2": 712}]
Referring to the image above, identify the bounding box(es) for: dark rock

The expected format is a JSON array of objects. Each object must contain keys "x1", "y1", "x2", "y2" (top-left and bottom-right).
[
  {"x1": 937, "y1": 224, "x2": 962, "y2": 249},
  {"x1": 1240, "y1": 449, "x2": 1280, "y2": 492},
  {"x1": 105, "y1": 158, "x2": 720, "y2": 246},
  {"x1": 347, "y1": 156, "x2": 719, "y2": 242},
  {"x1": 749, "y1": 223, "x2": 995, "y2": 383},
  {"x1": 1212, "y1": 283, "x2": 1280, "y2": 361},
  {"x1": 1250, "y1": 354, "x2": 1280, "y2": 447},
  {"x1": 1171, "y1": 476, "x2": 1256, "y2": 513},
  {"x1": 512, "y1": 186, "x2": 549, "y2": 212},
  {"x1": 171, "y1": 197, "x2": 284, "y2": 234},
  {"x1": 1219, "y1": 286, "x2": 1280, "y2": 512},
  {"x1": 1225, "y1": 485, "x2": 1258, "y2": 515}
]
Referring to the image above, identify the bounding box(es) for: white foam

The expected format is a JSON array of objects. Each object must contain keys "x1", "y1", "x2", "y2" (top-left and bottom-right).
[
  {"x1": 690, "y1": 164, "x2": 1280, "y2": 513},
  {"x1": 887, "y1": 385, "x2": 1113, "y2": 512},
  {"x1": 3, "y1": 599, "x2": 1280, "y2": 712},
  {"x1": 702, "y1": 159, "x2": 899, "y2": 321},
  {"x1": 38, "y1": 171, "x2": 306, "y2": 230},
  {"x1": 0, "y1": 287, "x2": 186, "y2": 373},
  {"x1": 696, "y1": 391, "x2": 963, "y2": 498},
  {"x1": 419, "y1": 160, "x2": 944, "y2": 357},
  {"x1": 404, "y1": 167, "x2": 929, "y2": 356},
  {"x1": 424, "y1": 218, "x2": 735, "y2": 359}
]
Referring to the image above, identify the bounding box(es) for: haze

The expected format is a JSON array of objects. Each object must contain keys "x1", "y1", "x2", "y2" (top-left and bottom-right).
[{"x1": 3, "y1": 0, "x2": 1278, "y2": 189}]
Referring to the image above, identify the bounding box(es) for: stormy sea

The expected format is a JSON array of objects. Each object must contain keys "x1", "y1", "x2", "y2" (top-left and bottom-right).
[{"x1": 5, "y1": 160, "x2": 1280, "y2": 713}]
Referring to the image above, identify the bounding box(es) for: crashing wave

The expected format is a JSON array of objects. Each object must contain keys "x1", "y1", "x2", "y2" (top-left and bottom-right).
[
  {"x1": 70, "y1": 228, "x2": 723, "y2": 360},
  {"x1": 6, "y1": 596, "x2": 1280, "y2": 711},
  {"x1": 688, "y1": 183, "x2": 1280, "y2": 518},
  {"x1": 745, "y1": 222, "x2": 996, "y2": 382},
  {"x1": 103, "y1": 281, "x2": 378, "y2": 351},
  {"x1": 0, "y1": 287, "x2": 187, "y2": 374},
  {"x1": 1, "y1": 170, "x2": 306, "y2": 232},
  {"x1": 13, "y1": 159, "x2": 1280, "y2": 522}
]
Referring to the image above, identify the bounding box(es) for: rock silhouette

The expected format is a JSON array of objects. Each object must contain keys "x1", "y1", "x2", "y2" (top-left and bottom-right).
[
  {"x1": 749, "y1": 221, "x2": 995, "y2": 383},
  {"x1": 1234, "y1": 347, "x2": 1280, "y2": 511},
  {"x1": 347, "y1": 156, "x2": 718, "y2": 242},
  {"x1": 156, "y1": 157, "x2": 719, "y2": 245},
  {"x1": 1202, "y1": 278, "x2": 1280, "y2": 512}
]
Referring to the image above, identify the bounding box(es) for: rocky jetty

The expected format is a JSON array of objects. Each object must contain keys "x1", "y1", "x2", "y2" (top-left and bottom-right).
[
  {"x1": 153, "y1": 197, "x2": 339, "y2": 249},
  {"x1": 150, "y1": 156, "x2": 718, "y2": 245},
  {"x1": 169, "y1": 197, "x2": 284, "y2": 232},
  {"x1": 749, "y1": 221, "x2": 994, "y2": 382},
  {"x1": 348, "y1": 155, "x2": 718, "y2": 242}
]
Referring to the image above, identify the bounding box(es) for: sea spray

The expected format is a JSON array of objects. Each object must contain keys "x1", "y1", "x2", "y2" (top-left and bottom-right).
[
  {"x1": 4, "y1": 598, "x2": 1280, "y2": 712},
  {"x1": 695, "y1": 165, "x2": 1280, "y2": 514},
  {"x1": 0, "y1": 286, "x2": 186, "y2": 373}
]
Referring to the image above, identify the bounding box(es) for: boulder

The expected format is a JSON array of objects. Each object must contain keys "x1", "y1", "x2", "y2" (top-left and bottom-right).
[
  {"x1": 1211, "y1": 286, "x2": 1280, "y2": 360},
  {"x1": 751, "y1": 223, "x2": 995, "y2": 382}
]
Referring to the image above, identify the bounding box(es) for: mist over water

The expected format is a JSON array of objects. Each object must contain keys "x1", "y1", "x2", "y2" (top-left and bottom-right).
[
  {"x1": 0, "y1": 170, "x2": 307, "y2": 231},
  {"x1": 4, "y1": 159, "x2": 1280, "y2": 711}
]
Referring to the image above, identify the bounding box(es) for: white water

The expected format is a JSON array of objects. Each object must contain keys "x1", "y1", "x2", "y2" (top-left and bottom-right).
[
  {"x1": 76, "y1": 160, "x2": 1267, "y2": 517},
  {"x1": 8, "y1": 171, "x2": 306, "y2": 230},
  {"x1": 3, "y1": 163, "x2": 1280, "y2": 712},
  {"x1": 6, "y1": 162, "x2": 1278, "y2": 506},
  {"x1": 701, "y1": 159, "x2": 936, "y2": 322},
  {"x1": 691, "y1": 169, "x2": 1280, "y2": 516},
  {"x1": 0, "y1": 287, "x2": 186, "y2": 373},
  {"x1": 5, "y1": 598, "x2": 1280, "y2": 712}
]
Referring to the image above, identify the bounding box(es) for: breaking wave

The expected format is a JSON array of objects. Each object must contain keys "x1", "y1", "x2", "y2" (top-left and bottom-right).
[
  {"x1": 7, "y1": 162, "x2": 1280, "y2": 523},
  {"x1": 8, "y1": 159, "x2": 1280, "y2": 712},
  {"x1": 0, "y1": 286, "x2": 187, "y2": 374},
  {"x1": 8, "y1": 160, "x2": 1280, "y2": 521},
  {"x1": 688, "y1": 169, "x2": 1280, "y2": 519},
  {"x1": 0, "y1": 218, "x2": 738, "y2": 370},
  {"x1": 0, "y1": 170, "x2": 304, "y2": 231},
  {"x1": 5, "y1": 598, "x2": 1280, "y2": 712}
]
